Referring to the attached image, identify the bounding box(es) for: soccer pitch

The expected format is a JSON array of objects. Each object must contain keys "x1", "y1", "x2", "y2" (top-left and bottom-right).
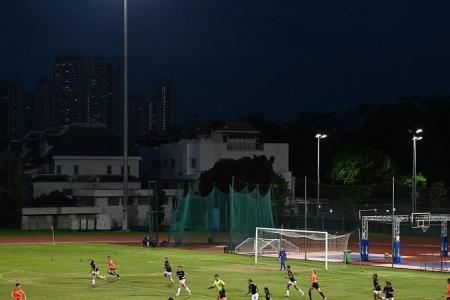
[{"x1": 0, "y1": 243, "x2": 445, "y2": 299}]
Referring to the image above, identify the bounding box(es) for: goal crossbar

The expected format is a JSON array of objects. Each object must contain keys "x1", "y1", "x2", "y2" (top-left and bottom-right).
[{"x1": 255, "y1": 227, "x2": 330, "y2": 270}]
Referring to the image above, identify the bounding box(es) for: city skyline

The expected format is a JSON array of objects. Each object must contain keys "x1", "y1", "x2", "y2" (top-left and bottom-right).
[{"x1": 3, "y1": 0, "x2": 450, "y2": 121}]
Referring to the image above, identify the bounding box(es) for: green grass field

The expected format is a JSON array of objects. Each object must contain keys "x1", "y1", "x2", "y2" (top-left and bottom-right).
[{"x1": 0, "y1": 242, "x2": 445, "y2": 299}]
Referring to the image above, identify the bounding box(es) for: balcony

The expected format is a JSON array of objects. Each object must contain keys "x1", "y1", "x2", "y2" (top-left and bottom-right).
[{"x1": 226, "y1": 142, "x2": 264, "y2": 151}]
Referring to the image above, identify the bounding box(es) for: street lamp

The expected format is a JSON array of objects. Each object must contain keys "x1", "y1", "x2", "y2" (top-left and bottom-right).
[
  {"x1": 147, "y1": 180, "x2": 159, "y2": 244},
  {"x1": 122, "y1": 0, "x2": 129, "y2": 231},
  {"x1": 411, "y1": 129, "x2": 423, "y2": 214},
  {"x1": 315, "y1": 133, "x2": 327, "y2": 229}
]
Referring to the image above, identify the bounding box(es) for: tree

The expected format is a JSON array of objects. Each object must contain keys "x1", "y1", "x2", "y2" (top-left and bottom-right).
[
  {"x1": 198, "y1": 155, "x2": 290, "y2": 219},
  {"x1": 329, "y1": 146, "x2": 397, "y2": 185},
  {"x1": 0, "y1": 151, "x2": 23, "y2": 228}
]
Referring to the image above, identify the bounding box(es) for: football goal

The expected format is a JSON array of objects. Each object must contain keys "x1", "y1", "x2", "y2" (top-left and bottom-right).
[{"x1": 235, "y1": 227, "x2": 351, "y2": 270}]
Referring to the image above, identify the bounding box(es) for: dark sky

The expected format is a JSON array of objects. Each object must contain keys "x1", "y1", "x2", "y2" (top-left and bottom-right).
[{"x1": 2, "y1": 0, "x2": 450, "y2": 120}]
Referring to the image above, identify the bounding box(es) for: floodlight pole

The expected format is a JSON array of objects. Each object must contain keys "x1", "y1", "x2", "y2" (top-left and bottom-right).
[
  {"x1": 315, "y1": 134, "x2": 326, "y2": 229},
  {"x1": 304, "y1": 176, "x2": 307, "y2": 230},
  {"x1": 412, "y1": 137, "x2": 417, "y2": 214},
  {"x1": 411, "y1": 129, "x2": 423, "y2": 214},
  {"x1": 122, "y1": 0, "x2": 129, "y2": 231},
  {"x1": 391, "y1": 176, "x2": 395, "y2": 268}
]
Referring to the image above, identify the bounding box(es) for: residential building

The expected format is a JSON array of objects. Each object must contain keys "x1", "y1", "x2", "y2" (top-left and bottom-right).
[
  {"x1": 51, "y1": 56, "x2": 85, "y2": 128},
  {"x1": 152, "y1": 80, "x2": 175, "y2": 133},
  {"x1": 0, "y1": 80, "x2": 24, "y2": 138},
  {"x1": 17, "y1": 123, "x2": 176, "y2": 230},
  {"x1": 157, "y1": 121, "x2": 291, "y2": 185}
]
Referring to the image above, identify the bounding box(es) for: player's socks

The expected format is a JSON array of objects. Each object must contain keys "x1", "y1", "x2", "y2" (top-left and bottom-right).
[
  {"x1": 319, "y1": 292, "x2": 325, "y2": 299},
  {"x1": 91, "y1": 280, "x2": 96, "y2": 285},
  {"x1": 286, "y1": 290, "x2": 290, "y2": 296},
  {"x1": 176, "y1": 288, "x2": 181, "y2": 296},
  {"x1": 298, "y1": 288, "x2": 305, "y2": 296},
  {"x1": 308, "y1": 291, "x2": 312, "y2": 300},
  {"x1": 186, "y1": 287, "x2": 192, "y2": 295}
]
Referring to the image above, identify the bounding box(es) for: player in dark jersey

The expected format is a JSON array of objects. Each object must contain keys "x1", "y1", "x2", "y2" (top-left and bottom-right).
[
  {"x1": 88, "y1": 258, "x2": 105, "y2": 285},
  {"x1": 372, "y1": 273, "x2": 382, "y2": 300},
  {"x1": 285, "y1": 265, "x2": 304, "y2": 297},
  {"x1": 163, "y1": 257, "x2": 174, "y2": 283},
  {"x1": 383, "y1": 281, "x2": 394, "y2": 300},
  {"x1": 175, "y1": 266, "x2": 192, "y2": 296},
  {"x1": 247, "y1": 279, "x2": 259, "y2": 300},
  {"x1": 264, "y1": 287, "x2": 272, "y2": 300},
  {"x1": 308, "y1": 269, "x2": 326, "y2": 300}
]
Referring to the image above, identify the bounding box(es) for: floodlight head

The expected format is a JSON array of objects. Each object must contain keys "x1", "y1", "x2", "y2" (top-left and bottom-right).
[
  {"x1": 329, "y1": 209, "x2": 333, "y2": 213},
  {"x1": 416, "y1": 136, "x2": 423, "y2": 141},
  {"x1": 416, "y1": 128, "x2": 423, "y2": 134},
  {"x1": 321, "y1": 134, "x2": 327, "y2": 139},
  {"x1": 315, "y1": 133, "x2": 322, "y2": 138}
]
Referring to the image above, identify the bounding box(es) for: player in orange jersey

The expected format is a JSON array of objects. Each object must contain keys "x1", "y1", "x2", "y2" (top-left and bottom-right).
[
  {"x1": 308, "y1": 269, "x2": 326, "y2": 300},
  {"x1": 106, "y1": 256, "x2": 121, "y2": 279},
  {"x1": 11, "y1": 282, "x2": 27, "y2": 300}
]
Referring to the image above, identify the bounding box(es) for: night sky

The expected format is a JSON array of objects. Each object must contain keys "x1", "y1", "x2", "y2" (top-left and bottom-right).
[{"x1": 2, "y1": 0, "x2": 450, "y2": 120}]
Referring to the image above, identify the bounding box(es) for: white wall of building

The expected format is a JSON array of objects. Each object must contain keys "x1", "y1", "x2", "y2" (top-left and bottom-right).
[
  {"x1": 159, "y1": 140, "x2": 290, "y2": 182},
  {"x1": 53, "y1": 156, "x2": 141, "y2": 177}
]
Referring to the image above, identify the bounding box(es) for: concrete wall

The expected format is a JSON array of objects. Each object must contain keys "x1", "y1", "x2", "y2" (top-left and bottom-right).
[{"x1": 53, "y1": 156, "x2": 141, "y2": 177}]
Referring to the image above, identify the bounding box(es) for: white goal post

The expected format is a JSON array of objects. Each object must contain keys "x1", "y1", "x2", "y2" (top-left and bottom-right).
[{"x1": 236, "y1": 227, "x2": 351, "y2": 270}]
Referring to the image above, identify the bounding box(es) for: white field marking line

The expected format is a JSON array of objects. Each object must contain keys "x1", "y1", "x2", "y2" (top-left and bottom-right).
[{"x1": 0, "y1": 270, "x2": 19, "y2": 283}]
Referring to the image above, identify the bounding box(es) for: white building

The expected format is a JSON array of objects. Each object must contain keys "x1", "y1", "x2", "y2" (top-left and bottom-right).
[
  {"x1": 20, "y1": 124, "x2": 170, "y2": 230},
  {"x1": 158, "y1": 122, "x2": 291, "y2": 184}
]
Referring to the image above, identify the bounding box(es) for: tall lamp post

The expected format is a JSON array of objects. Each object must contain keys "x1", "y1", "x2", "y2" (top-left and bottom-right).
[
  {"x1": 122, "y1": 0, "x2": 129, "y2": 231},
  {"x1": 411, "y1": 129, "x2": 423, "y2": 214},
  {"x1": 315, "y1": 133, "x2": 327, "y2": 229}
]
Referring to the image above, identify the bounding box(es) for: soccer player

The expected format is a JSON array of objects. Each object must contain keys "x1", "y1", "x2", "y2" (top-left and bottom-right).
[
  {"x1": 372, "y1": 273, "x2": 382, "y2": 300},
  {"x1": 89, "y1": 258, "x2": 105, "y2": 285},
  {"x1": 164, "y1": 257, "x2": 174, "y2": 283},
  {"x1": 247, "y1": 279, "x2": 259, "y2": 300},
  {"x1": 106, "y1": 256, "x2": 121, "y2": 279},
  {"x1": 285, "y1": 265, "x2": 304, "y2": 297},
  {"x1": 308, "y1": 269, "x2": 326, "y2": 300},
  {"x1": 208, "y1": 273, "x2": 226, "y2": 299},
  {"x1": 11, "y1": 282, "x2": 27, "y2": 300},
  {"x1": 279, "y1": 247, "x2": 287, "y2": 271},
  {"x1": 383, "y1": 281, "x2": 394, "y2": 300},
  {"x1": 175, "y1": 266, "x2": 192, "y2": 296},
  {"x1": 264, "y1": 287, "x2": 272, "y2": 300}
]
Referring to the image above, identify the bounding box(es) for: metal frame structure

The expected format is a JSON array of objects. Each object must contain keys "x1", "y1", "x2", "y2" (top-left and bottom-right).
[{"x1": 361, "y1": 213, "x2": 450, "y2": 263}]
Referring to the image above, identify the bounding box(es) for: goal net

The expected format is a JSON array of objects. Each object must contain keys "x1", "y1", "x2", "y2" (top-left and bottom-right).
[{"x1": 235, "y1": 227, "x2": 351, "y2": 270}]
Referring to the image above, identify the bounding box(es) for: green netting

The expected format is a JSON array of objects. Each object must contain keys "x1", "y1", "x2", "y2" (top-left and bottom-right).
[{"x1": 169, "y1": 185, "x2": 274, "y2": 246}]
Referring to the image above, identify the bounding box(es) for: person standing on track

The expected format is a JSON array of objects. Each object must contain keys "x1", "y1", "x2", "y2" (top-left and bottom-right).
[{"x1": 11, "y1": 282, "x2": 27, "y2": 300}]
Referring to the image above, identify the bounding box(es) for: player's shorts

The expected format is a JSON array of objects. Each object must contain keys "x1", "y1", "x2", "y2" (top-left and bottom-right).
[
  {"x1": 385, "y1": 298, "x2": 394, "y2": 300},
  {"x1": 251, "y1": 292, "x2": 259, "y2": 300},
  {"x1": 288, "y1": 280, "x2": 297, "y2": 285},
  {"x1": 311, "y1": 282, "x2": 320, "y2": 289},
  {"x1": 373, "y1": 290, "x2": 381, "y2": 296},
  {"x1": 109, "y1": 268, "x2": 116, "y2": 272},
  {"x1": 164, "y1": 271, "x2": 172, "y2": 276},
  {"x1": 92, "y1": 270, "x2": 100, "y2": 276},
  {"x1": 179, "y1": 279, "x2": 186, "y2": 285}
]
